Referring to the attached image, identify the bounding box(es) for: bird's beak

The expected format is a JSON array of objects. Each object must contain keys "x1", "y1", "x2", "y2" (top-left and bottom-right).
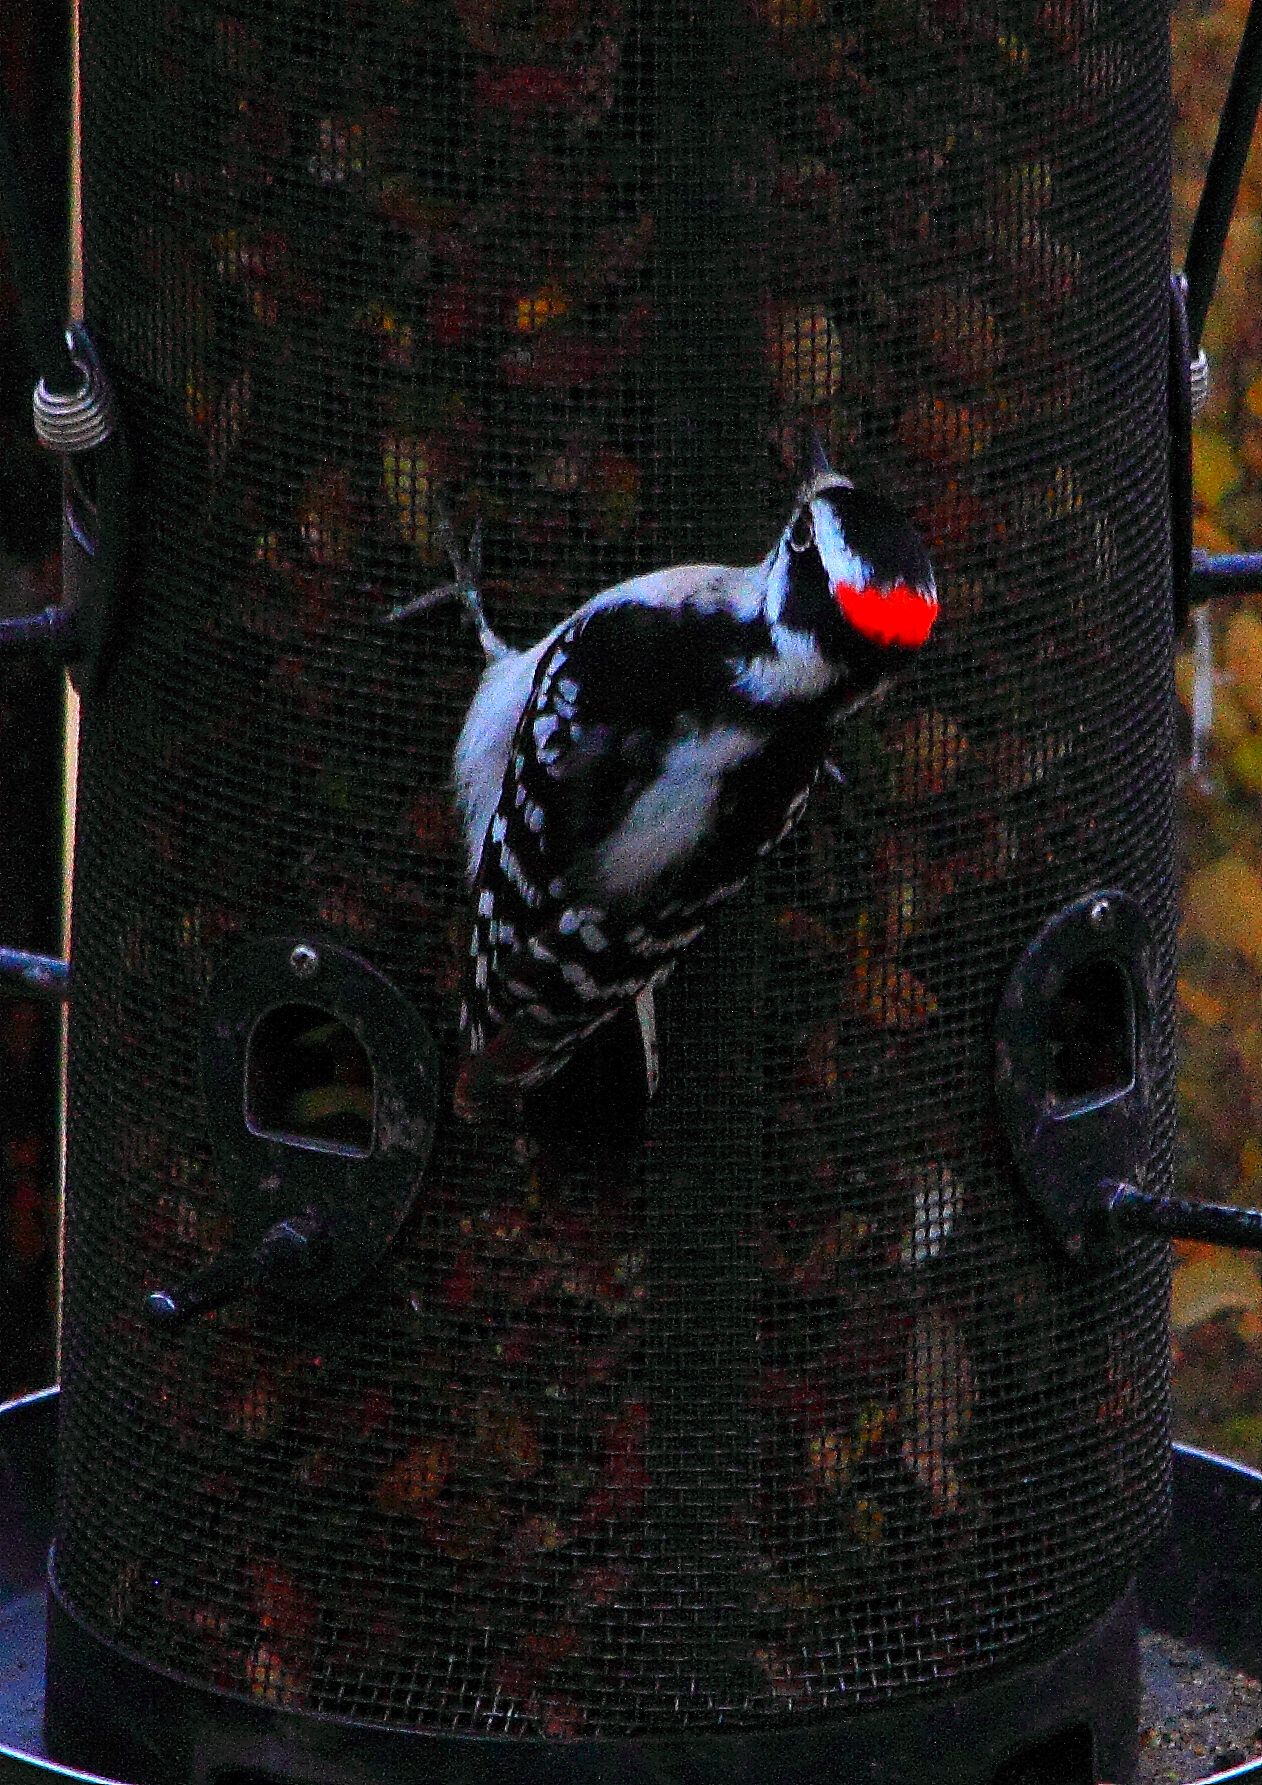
[{"x1": 809, "y1": 430, "x2": 833, "y2": 478}]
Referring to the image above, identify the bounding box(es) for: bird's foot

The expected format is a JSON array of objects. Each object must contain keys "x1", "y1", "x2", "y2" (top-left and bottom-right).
[{"x1": 385, "y1": 502, "x2": 507, "y2": 662}]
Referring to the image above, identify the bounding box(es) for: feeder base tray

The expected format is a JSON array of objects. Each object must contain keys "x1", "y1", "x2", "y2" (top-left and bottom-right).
[{"x1": 2, "y1": 1390, "x2": 1259, "y2": 1785}]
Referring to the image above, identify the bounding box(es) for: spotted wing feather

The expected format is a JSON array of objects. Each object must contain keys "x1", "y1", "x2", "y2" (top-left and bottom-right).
[{"x1": 457, "y1": 599, "x2": 827, "y2": 1113}]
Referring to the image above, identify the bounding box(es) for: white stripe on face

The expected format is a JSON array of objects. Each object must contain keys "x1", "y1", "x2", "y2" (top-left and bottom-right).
[{"x1": 810, "y1": 497, "x2": 870, "y2": 597}]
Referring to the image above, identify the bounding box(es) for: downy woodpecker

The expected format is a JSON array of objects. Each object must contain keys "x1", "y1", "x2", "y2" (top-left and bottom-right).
[{"x1": 399, "y1": 456, "x2": 938, "y2": 1119}]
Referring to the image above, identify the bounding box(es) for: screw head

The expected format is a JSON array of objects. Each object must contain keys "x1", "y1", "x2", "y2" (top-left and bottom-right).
[
  {"x1": 1089, "y1": 897, "x2": 1112, "y2": 929},
  {"x1": 289, "y1": 943, "x2": 320, "y2": 980},
  {"x1": 144, "y1": 1288, "x2": 182, "y2": 1326}
]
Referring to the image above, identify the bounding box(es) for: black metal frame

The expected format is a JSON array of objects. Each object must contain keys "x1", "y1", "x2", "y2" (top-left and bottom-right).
[
  {"x1": 996, "y1": 885, "x2": 1262, "y2": 1259},
  {"x1": 1184, "y1": 0, "x2": 1262, "y2": 350},
  {"x1": 0, "y1": 949, "x2": 68, "y2": 1002},
  {"x1": 0, "y1": 104, "x2": 128, "y2": 694},
  {"x1": 143, "y1": 934, "x2": 440, "y2": 1329}
]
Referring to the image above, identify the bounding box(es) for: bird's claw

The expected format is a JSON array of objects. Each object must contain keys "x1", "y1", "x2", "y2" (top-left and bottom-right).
[
  {"x1": 435, "y1": 508, "x2": 482, "y2": 596},
  {"x1": 384, "y1": 581, "x2": 459, "y2": 624},
  {"x1": 384, "y1": 503, "x2": 504, "y2": 661}
]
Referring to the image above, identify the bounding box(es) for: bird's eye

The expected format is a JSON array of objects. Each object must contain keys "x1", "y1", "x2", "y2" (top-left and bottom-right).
[{"x1": 789, "y1": 512, "x2": 814, "y2": 553}]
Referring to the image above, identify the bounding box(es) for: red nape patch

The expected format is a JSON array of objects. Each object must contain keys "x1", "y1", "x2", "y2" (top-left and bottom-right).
[{"x1": 834, "y1": 580, "x2": 939, "y2": 649}]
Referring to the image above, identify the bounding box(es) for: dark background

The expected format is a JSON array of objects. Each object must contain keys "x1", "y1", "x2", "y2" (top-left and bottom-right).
[{"x1": 0, "y1": 0, "x2": 68, "y2": 1400}]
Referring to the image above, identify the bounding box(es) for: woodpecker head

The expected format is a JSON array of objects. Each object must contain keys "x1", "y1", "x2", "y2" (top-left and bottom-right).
[{"x1": 768, "y1": 466, "x2": 939, "y2": 670}]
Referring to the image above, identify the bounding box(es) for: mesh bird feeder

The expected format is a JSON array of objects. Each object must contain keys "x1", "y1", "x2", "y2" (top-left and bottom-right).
[{"x1": 14, "y1": 0, "x2": 1200, "y2": 1780}]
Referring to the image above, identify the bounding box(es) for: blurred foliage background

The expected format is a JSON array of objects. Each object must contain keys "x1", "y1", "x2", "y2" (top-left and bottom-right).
[{"x1": 1173, "y1": 0, "x2": 1262, "y2": 1466}]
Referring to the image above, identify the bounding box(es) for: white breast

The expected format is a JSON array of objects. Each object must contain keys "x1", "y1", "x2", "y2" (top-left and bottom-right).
[
  {"x1": 453, "y1": 642, "x2": 544, "y2": 881},
  {"x1": 594, "y1": 723, "x2": 763, "y2": 900},
  {"x1": 451, "y1": 559, "x2": 768, "y2": 883}
]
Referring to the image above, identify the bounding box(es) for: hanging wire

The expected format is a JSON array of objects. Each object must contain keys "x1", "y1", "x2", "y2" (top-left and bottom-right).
[
  {"x1": 1184, "y1": 0, "x2": 1262, "y2": 352},
  {"x1": 0, "y1": 89, "x2": 127, "y2": 676},
  {"x1": 0, "y1": 83, "x2": 77, "y2": 400}
]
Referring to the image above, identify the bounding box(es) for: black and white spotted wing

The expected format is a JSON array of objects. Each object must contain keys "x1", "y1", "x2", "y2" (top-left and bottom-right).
[{"x1": 456, "y1": 596, "x2": 829, "y2": 1110}]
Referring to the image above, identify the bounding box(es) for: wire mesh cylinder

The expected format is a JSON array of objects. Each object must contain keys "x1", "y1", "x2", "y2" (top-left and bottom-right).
[{"x1": 51, "y1": 0, "x2": 1174, "y2": 1773}]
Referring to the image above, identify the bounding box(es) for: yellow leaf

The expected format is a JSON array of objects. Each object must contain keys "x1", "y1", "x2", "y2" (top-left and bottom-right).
[
  {"x1": 897, "y1": 393, "x2": 994, "y2": 467},
  {"x1": 1171, "y1": 1247, "x2": 1262, "y2": 1333},
  {"x1": 900, "y1": 1307, "x2": 972, "y2": 1515},
  {"x1": 1245, "y1": 374, "x2": 1262, "y2": 420},
  {"x1": 514, "y1": 283, "x2": 568, "y2": 334},
  {"x1": 850, "y1": 1497, "x2": 885, "y2": 1546},
  {"x1": 854, "y1": 961, "x2": 938, "y2": 1029},
  {"x1": 381, "y1": 434, "x2": 443, "y2": 562},
  {"x1": 1193, "y1": 511, "x2": 1239, "y2": 554},
  {"x1": 767, "y1": 303, "x2": 843, "y2": 405},
  {"x1": 1177, "y1": 976, "x2": 1227, "y2": 1027},
  {"x1": 1184, "y1": 855, "x2": 1262, "y2": 967},
  {"x1": 886, "y1": 710, "x2": 970, "y2": 801},
  {"x1": 997, "y1": 28, "x2": 1031, "y2": 66},
  {"x1": 807, "y1": 1430, "x2": 851, "y2": 1493},
  {"x1": 1229, "y1": 737, "x2": 1262, "y2": 794},
  {"x1": 289, "y1": 1085, "x2": 373, "y2": 1123},
  {"x1": 1193, "y1": 428, "x2": 1243, "y2": 509},
  {"x1": 1208, "y1": 684, "x2": 1251, "y2": 749},
  {"x1": 1240, "y1": 1137, "x2": 1262, "y2": 1185},
  {"x1": 1223, "y1": 610, "x2": 1262, "y2": 721}
]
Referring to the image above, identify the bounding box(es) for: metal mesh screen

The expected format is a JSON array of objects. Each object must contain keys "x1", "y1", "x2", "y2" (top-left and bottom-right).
[{"x1": 55, "y1": 0, "x2": 1175, "y2": 1740}]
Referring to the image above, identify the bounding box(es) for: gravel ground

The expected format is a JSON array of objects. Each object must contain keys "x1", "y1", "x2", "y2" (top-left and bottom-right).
[{"x1": 1137, "y1": 1629, "x2": 1262, "y2": 1782}]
